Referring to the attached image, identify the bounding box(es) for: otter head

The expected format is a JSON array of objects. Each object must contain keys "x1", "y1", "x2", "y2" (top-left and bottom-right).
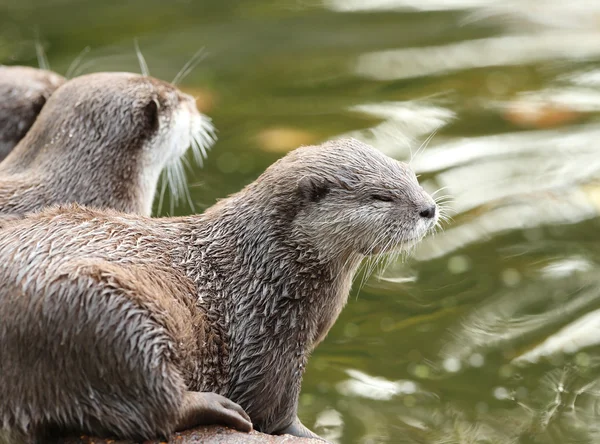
[
  {"x1": 260, "y1": 138, "x2": 437, "y2": 262},
  {"x1": 0, "y1": 66, "x2": 65, "y2": 161},
  {"x1": 3, "y1": 72, "x2": 215, "y2": 215}
]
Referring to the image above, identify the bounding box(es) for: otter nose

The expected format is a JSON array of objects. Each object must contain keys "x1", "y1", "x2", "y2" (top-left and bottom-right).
[{"x1": 419, "y1": 205, "x2": 437, "y2": 219}]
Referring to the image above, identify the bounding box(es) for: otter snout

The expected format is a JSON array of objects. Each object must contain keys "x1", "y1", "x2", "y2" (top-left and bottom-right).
[
  {"x1": 178, "y1": 92, "x2": 198, "y2": 115},
  {"x1": 419, "y1": 204, "x2": 437, "y2": 219}
]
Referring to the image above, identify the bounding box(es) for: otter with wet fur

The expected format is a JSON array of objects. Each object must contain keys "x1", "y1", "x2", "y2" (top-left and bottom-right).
[
  {"x1": 0, "y1": 71, "x2": 213, "y2": 217},
  {"x1": 0, "y1": 139, "x2": 438, "y2": 442},
  {"x1": 0, "y1": 66, "x2": 65, "y2": 161}
]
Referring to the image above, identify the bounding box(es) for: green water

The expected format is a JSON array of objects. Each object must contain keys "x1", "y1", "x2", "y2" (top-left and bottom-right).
[{"x1": 4, "y1": 1, "x2": 600, "y2": 443}]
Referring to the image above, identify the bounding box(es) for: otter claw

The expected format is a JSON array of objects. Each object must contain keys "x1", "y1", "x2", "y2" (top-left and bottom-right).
[{"x1": 177, "y1": 391, "x2": 253, "y2": 433}]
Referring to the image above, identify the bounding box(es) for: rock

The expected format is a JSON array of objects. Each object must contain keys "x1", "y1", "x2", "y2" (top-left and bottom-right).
[{"x1": 57, "y1": 425, "x2": 324, "y2": 444}]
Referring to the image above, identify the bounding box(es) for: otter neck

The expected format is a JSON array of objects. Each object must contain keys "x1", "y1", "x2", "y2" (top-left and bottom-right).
[
  {"x1": 1, "y1": 135, "x2": 149, "y2": 214},
  {"x1": 182, "y1": 190, "x2": 363, "y2": 431}
]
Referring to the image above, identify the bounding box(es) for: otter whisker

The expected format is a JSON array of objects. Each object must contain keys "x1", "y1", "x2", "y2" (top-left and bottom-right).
[
  {"x1": 434, "y1": 194, "x2": 455, "y2": 203},
  {"x1": 35, "y1": 40, "x2": 50, "y2": 71},
  {"x1": 436, "y1": 208, "x2": 455, "y2": 224},
  {"x1": 181, "y1": 155, "x2": 192, "y2": 171},
  {"x1": 191, "y1": 115, "x2": 217, "y2": 165},
  {"x1": 134, "y1": 39, "x2": 150, "y2": 77},
  {"x1": 72, "y1": 59, "x2": 98, "y2": 78},
  {"x1": 66, "y1": 46, "x2": 91, "y2": 79},
  {"x1": 190, "y1": 138, "x2": 204, "y2": 168},
  {"x1": 356, "y1": 242, "x2": 381, "y2": 292},
  {"x1": 161, "y1": 112, "x2": 216, "y2": 213},
  {"x1": 379, "y1": 249, "x2": 398, "y2": 278},
  {"x1": 172, "y1": 48, "x2": 207, "y2": 86},
  {"x1": 435, "y1": 201, "x2": 455, "y2": 210},
  {"x1": 410, "y1": 128, "x2": 438, "y2": 166},
  {"x1": 359, "y1": 227, "x2": 397, "y2": 291},
  {"x1": 183, "y1": 184, "x2": 196, "y2": 213},
  {"x1": 166, "y1": 168, "x2": 176, "y2": 215},
  {"x1": 437, "y1": 213, "x2": 454, "y2": 223},
  {"x1": 436, "y1": 199, "x2": 454, "y2": 207},
  {"x1": 157, "y1": 174, "x2": 168, "y2": 215},
  {"x1": 168, "y1": 159, "x2": 196, "y2": 213},
  {"x1": 373, "y1": 233, "x2": 407, "y2": 282},
  {"x1": 431, "y1": 186, "x2": 450, "y2": 197},
  {"x1": 436, "y1": 207, "x2": 453, "y2": 218}
]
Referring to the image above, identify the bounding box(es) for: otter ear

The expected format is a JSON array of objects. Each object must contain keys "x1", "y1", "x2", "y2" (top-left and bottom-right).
[
  {"x1": 144, "y1": 97, "x2": 160, "y2": 131},
  {"x1": 298, "y1": 175, "x2": 330, "y2": 202}
]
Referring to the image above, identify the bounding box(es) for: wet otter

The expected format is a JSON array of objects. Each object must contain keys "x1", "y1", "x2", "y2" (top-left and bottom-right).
[
  {"x1": 0, "y1": 71, "x2": 214, "y2": 217},
  {"x1": 0, "y1": 139, "x2": 438, "y2": 442},
  {"x1": 0, "y1": 65, "x2": 65, "y2": 161}
]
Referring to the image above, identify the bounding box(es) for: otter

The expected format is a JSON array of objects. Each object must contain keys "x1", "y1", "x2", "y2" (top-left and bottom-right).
[
  {"x1": 0, "y1": 71, "x2": 214, "y2": 217},
  {"x1": 0, "y1": 138, "x2": 438, "y2": 442},
  {"x1": 0, "y1": 65, "x2": 65, "y2": 161}
]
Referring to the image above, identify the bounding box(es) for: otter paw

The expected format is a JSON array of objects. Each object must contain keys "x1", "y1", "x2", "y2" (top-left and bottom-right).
[
  {"x1": 279, "y1": 416, "x2": 328, "y2": 442},
  {"x1": 177, "y1": 391, "x2": 253, "y2": 433}
]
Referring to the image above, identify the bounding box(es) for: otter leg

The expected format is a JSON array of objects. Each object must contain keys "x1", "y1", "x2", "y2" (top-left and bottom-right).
[
  {"x1": 278, "y1": 416, "x2": 328, "y2": 442},
  {"x1": 176, "y1": 391, "x2": 253, "y2": 433}
]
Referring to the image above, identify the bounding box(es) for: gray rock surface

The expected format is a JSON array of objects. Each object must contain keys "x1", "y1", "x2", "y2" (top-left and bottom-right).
[{"x1": 57, "y1": 425, "x2": 324, "y2": 444}]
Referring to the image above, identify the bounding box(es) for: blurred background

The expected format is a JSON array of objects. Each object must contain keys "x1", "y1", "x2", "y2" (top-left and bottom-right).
[{"x1": 3, "y1": 0, "x2": 600, "y2": 442}]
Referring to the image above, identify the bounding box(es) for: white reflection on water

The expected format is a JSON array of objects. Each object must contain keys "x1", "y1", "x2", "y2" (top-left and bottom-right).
[
  {"x1": 441, "y1": 268, "x2": 600, "y2": 362},
  {"x1": 567, "y1": 70, "x2": 600, "y2": 87},
  {"x1": 464, "y1": 0, "x2": 600, "y2": 31},
  {"x1": 411, "y1": 123, "x2": 600, "y2": 261},
  {"x1": 338, "y1": 101, "x2": 455, "y2": 158},
  {"x1": 355, "y1": 32, "x2": 600, "y2": 81},
  {"x1": 493, "y1": 88, "x2": 600, "y2": 114},
  {"x1": 325, "y1": 0, "x2": 600, "y2": 28},
  {"x1": 515, "y1": 309, "x2": 600, "y2": 364},
  {"x1": 325, "y1": 0, "x2": 495, "y2": 13},
  {"x1": 411, "y1": 125, "x2": 600, "y2": 174},
  {"x1": 314, "y1": 408, "x2": 344, "y2": 443},
  {"x1": 540, "y1": 257, "x2": 593, "y2": 279},
  {"x1": 336, "y1": 369, "x2": 419, "y2": 401},
  {"x1": 415, "y1": 189, "x2": 597, "y2": 261},
  {"x1": 321, "y1": 1, "x2": 600, "y2": 441}
]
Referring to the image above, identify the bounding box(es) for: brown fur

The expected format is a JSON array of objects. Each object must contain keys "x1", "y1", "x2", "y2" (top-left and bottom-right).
[
  {"x1": 0, "y1": 139, "x2": 438, "y2": 442},
  {"x1": 0, "y1": 72, "x2": 214, "y2": 217},
  {"x1": 0, "y1": 65, "x2": 65, "y2": 161}
]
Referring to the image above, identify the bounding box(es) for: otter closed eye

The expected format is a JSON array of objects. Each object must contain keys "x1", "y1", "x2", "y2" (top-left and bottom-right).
[{"x1": 371, "y1": 193, "x2": 394, "y2": 202}]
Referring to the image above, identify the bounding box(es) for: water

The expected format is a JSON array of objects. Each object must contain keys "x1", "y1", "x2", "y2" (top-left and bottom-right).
[{"x1": 3, "y1": 1, "x2": 600, "y2": 442}]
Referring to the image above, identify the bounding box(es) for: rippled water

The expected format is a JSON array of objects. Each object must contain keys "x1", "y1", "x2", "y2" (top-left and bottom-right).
[{"x1": 3, "y1": 1, "x2": 600, "y2": 442}]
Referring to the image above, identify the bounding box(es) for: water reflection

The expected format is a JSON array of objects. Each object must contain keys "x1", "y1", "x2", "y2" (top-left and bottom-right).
[
  {"x1": 355, "y1": 32, "x2": 600, "y2": 82},
  {"x1": 339, "y1": 101, "x2": 455, "y2": 158},
  {"x1": 337, "y1": 369, "x2": 421, "y2": 401},
  {"x1": 322, "y1": 0, "x2": 600, "y2": 439}
]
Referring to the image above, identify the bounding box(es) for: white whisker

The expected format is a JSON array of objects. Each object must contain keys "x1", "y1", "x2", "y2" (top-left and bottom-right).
[
  {"x1": 410, "y1": 128, "x2": 438, "y2": 166},
  {"x1": 172, "y1": 48, "x2": 207, "y2": 86},
  {"x1": 134, "y1": 39, "x2": 150, "y2": 77},
  {"x1": 66, "y1": 46, "x2": 91, "y2": 79},
  {"x1": 431, "y1": 186, "x2": 450, "y2": 197},
  {"x1": 160, "y1": 108, "x2": 216, "y2": 213},
  {"x1": 35, "y1": 40, "x2": 50, "y2": 71},
  {"x1": 157, "y1": 173, "x2": 168, "y2": 215}
]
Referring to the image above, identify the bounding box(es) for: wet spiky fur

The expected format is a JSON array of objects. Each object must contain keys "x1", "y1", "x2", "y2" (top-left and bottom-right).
[
  {"x1": 0, "y1": 138, "x2": 437, "y2": 442},
  {"x1": 0, "y1": 72, "x2": 214, "y2": 218}
]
